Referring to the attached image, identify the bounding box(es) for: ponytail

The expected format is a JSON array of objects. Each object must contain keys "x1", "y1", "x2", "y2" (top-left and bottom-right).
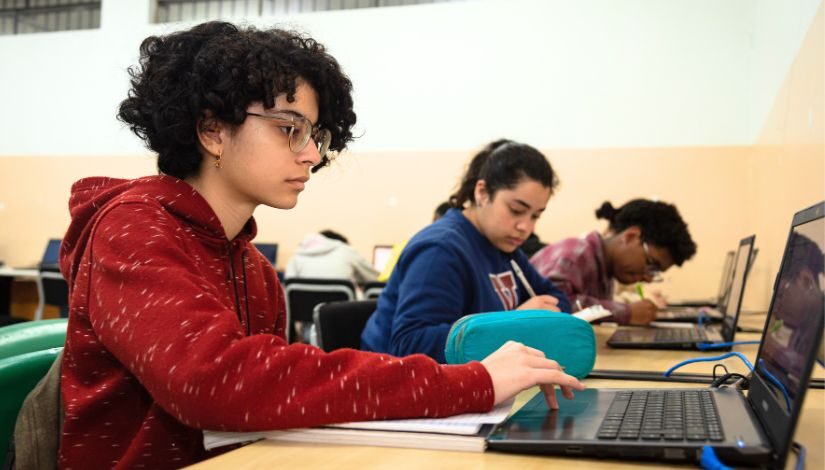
[{"x1": 450, "y1": 139, "x2": 558, "y2": 208}]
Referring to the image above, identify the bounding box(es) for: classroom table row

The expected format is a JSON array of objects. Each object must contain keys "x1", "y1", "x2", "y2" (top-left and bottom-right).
[{"x1": 189, "y1": 314, "x2": 824, "y2": 469}]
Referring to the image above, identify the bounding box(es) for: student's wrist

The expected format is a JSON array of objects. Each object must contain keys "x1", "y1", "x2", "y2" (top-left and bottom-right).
[{"x1": 441, "y1": 361, "x2": 495, "y2": 412}]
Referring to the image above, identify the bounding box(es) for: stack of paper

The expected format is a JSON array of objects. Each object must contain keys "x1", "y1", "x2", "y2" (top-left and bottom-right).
[{"x1": 203, "y1": 398, "x2": 515, "y2": 453}]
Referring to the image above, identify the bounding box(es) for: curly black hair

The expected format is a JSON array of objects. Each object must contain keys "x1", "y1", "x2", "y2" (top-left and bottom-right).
[
  {"x1": 118, "y1": 21, "x2": 356, "y2": 179},
  {"x1": 450, "y1": 139, "x2": 559, "y2": 208},
  {"x1": 596, "y1": 199, "x2": 697, "y2": 266}
]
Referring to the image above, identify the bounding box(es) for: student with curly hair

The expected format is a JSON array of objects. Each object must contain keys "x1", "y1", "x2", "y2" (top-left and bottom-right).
[
  {"x1": 361, "y1": 139, "x2": 572, "y2": 363},
  {"x1": 57, "y1": 22, "x2": 583, "y2": 468},
  {"x1": 530, "y1": 199, "x2": 697, "y2": 325}
]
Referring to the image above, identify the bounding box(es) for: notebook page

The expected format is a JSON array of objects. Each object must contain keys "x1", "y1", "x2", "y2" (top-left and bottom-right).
[
  {"x1": 203, "y1": 399, "x2": 514, "y2": 450},
  {"x1": 328, "y1": 397, "x2": 514, "y2": 434}
]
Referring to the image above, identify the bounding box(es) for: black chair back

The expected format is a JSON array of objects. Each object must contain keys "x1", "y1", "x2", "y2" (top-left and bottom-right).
[
  {"x1": 313, "y1": 300, "x2": 377, "y2": 352},
  {"x1": 283, "y1": 278, "x2": 356, "y2": 342},
  {"x1": 362, "y1": 281, "x2": 386, "y2": 299}
]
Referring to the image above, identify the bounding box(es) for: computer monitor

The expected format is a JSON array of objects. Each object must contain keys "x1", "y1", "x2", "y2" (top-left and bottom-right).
[
  {"x1": 40, "y1": 239, "x2": 61, "y2": 269},
  {"x1": 254, "y1": 243, "x2": 278, "y2": 266},
  {"x1": 372, "y1": 245, "x2": 393, "y2": 272}
]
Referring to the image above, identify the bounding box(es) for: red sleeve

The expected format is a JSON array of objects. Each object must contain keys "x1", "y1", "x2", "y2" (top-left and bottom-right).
[{"x1": 87, "y1": 201, "x2": 494, "y2": 432}]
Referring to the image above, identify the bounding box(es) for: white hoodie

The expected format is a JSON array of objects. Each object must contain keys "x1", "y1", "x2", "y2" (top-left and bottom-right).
[{"x1": 285, "y1": 233, "x2": 379, "y2": 284}]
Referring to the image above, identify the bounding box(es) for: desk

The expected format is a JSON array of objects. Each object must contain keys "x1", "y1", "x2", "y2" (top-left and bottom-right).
[
  {"x1": 0, "y1": 266, "x2": 40, "y2": 319},
  {"x1": 189, "y1": 317, "x2": 823, "y2": 469}
]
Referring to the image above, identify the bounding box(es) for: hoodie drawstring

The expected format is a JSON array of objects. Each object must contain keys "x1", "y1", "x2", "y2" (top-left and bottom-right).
[{"x1": 241, "y1": 249, "x2": 251, "y2": 336}]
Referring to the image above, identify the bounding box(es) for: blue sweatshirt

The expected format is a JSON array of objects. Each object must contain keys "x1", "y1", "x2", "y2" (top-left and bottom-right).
[{"x1": 361, "y1": 208, "x2": 571, "y2": 363}]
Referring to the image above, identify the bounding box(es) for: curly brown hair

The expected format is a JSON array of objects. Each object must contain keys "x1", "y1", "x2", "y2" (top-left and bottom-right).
[
  {"x1": 118, "y1": 21, "x2": 356, "y2": 179},
  {"x1": 596, "y1": 199, "x2": 697, "y2": 266}
]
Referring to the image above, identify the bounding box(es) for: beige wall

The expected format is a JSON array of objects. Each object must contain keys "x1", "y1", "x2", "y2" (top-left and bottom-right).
[
  {"x1": 0, "y1": 145, "x2": 790, "y2": 311},
  {"x1": 1, "y1": 6, "x2": 821, "y2": 313}
]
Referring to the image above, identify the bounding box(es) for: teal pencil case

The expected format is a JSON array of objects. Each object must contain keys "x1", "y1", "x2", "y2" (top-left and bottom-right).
[{"x1": 444, "y1": 310, "x2": 596, "y2": 379}]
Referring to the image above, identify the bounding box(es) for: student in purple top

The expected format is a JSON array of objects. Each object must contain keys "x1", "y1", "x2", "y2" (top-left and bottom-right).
[{"x1": 530, "y1": 199, "x2": 697, "y2": 325}]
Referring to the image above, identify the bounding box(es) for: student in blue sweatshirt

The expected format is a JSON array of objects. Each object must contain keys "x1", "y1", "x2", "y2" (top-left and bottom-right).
[{"x1": 361, "y1": 139, "x2": 571, "y2": 363}]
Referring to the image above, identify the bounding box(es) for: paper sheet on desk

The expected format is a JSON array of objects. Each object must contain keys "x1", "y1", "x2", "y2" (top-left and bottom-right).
[
  {"x1": 202, "y1": 398, "x2": 514, "y2": 451},
  {"x1": 572, "y1": 305, "x2": 612, "y2": 323}
]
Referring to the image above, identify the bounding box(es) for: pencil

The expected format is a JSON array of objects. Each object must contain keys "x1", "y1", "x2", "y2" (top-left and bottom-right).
[{"x1": 635, "y1": 283, "x2": 645, "y2": 299}]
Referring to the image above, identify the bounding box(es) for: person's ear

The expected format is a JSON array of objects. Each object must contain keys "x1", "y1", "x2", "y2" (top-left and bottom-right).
[
  {"x1": 622, "y1": 226, "x2": 642, "y2": 245},
  {"x1": 799, "y1": 269, "x2": 816, "y2": 291},
  {"x1": 196, "y1": 111, "x2": 225, "y2": 158},
  {"x1": 474, "y1": 180, "x2": 489, "y2": 206}
]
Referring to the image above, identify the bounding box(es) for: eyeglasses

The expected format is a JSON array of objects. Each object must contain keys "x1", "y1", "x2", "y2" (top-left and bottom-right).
[
  {"x1": 642, "y1": 242, "x2": 664, "y2": 282},
  {"x1": 246, "y1": 111, "x2": 332, "y2": 160}
]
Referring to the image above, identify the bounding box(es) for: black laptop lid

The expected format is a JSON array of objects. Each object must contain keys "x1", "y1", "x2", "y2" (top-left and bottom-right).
[
  {"x1": 719, "y1": 236, "x2": 755, "y2": 341},
  {"x1": 749, "y1": 201, "x2": 824, "y2": 468}
]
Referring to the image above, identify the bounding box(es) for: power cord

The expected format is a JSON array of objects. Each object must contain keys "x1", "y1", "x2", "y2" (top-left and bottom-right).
[{"x1": 712, "y1": 364, "x2": 729, "y2": 380}]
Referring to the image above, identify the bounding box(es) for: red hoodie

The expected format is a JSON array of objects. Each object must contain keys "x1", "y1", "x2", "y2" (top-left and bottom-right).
[{"x1": 58, "y1": 176, "x2": 494, "y2": 469}]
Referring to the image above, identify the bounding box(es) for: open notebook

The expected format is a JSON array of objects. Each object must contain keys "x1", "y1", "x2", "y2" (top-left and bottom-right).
[{"x1": 203, "y1": 398, "x2": 515, "y2": 453}]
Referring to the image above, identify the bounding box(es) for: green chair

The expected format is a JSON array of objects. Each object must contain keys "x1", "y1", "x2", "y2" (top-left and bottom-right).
[
  {"x1": 0, "y1": 319, "x2": 67, "y2": 360},
  {"x1": 0, "y1": 347, "x2": 62, "y2": 464}
]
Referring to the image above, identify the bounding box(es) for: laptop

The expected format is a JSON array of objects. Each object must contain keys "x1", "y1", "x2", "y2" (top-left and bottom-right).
[
  {"x1": 253, "y1": 243, "x2": 279, "y2": 266},
  {"x1": 658, "y1": 247, "x2": 759, "y2": 323},
  {"x1": 39, "y1": 238, "x2": 62, "y2": 271},
  {"x1": 667, "y1": 250, "x2": 735, "y2": 309},
  {"x1": 372, "y1": 245, "x2": 393, "y2": 272},
  {"x1": 487, "y1": 201, "x2": 824, "y2": 468},
  {"x1": 608, "y1": 235, "x2": 755, "y2": 350}
]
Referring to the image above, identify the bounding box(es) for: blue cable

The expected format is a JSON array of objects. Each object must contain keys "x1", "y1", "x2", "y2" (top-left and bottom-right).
[
  {"x1": 697, "y1": 340, "x2": 760, "y2": 351},
  {"x1": 792, "y1": 442, "x2": 806, "y2": 470},
  {"x1": 697, "y1": 309, "x2": 707, "y2": 327},
  {"x1": 664, "y1": 351, "x2": 754, "y2": 377},
  {"x1": 700, "y1": 445, "x2": 732, "y2": 470},
  {"x1": 757, "y1": 358, "x2": 792, "y2": 412}
]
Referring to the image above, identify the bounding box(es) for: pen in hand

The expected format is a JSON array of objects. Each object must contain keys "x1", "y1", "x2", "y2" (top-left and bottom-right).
[
  {"x1": 635, "y1": 283, "x2": 645, "y2": 299},
  {"x1": 510, "y1": 259, "x2": 537, "y2": 298}
]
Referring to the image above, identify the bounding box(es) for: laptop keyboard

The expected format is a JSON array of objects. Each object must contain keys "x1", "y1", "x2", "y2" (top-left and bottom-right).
[
  {"x1": 597, "y1": 390, "x2": 724, "y2": 441},
  {"x1": 653, "y1": 328, "x2": 708, "y2": 343}
]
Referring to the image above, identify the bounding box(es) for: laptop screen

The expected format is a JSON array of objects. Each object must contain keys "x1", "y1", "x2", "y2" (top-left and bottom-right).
[
  {"x1": 750, "y1": 202, "x2": 824, "y2": 465},
  {"x1": 253, "y1": 243, "x2": 278, "y2": 266},
  {"x1": 716, "y1": 250, "x2": 735, "y2": 304},
  {"x1": 372, "y1": 245, "x2": 393, "y2": 272},
  {"x1": 41, "y1": 239, "x2": 61, "y2": 267},
  {"x1": 719, "y1": 237, "x2": 754, "y2": 339},
  {"x1": 757, "y1": 215, "x2": 824, "y2": 403}
]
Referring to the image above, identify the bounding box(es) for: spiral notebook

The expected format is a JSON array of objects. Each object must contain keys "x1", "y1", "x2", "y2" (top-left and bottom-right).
[{"x1": 203, "y1": 398, "x2": 514, "y2": 453}]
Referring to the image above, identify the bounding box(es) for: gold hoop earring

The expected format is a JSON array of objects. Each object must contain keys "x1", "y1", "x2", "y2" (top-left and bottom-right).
[{"x1": 214, "y1": 150, "x2": 222, "y2": 169}]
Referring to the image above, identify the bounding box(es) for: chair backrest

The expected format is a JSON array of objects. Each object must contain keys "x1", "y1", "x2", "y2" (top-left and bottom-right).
[
  {"x1": 313, "y1": 300, "x2": 377, "y2": 352},
  {"x1": 0, "y1": 347, "x2": 62, "y2": 464},
  {"x1": 362, "y1": 281, "x2": 386, "y2": 299},
  {"x1": 38, "y1": 269, "x2": 68, "y2": 309},
  {"x1": 283, "y1": 278, "x2": 356, "y2": 342},
  {"x1": 0, "y1": 319, "x2": 67, "y2": 360}
]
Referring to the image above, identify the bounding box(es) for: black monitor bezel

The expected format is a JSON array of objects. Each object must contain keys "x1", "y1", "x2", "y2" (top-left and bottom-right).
[{"x1": 720, "y1": 235, "x2": 755, "y2": 341}]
